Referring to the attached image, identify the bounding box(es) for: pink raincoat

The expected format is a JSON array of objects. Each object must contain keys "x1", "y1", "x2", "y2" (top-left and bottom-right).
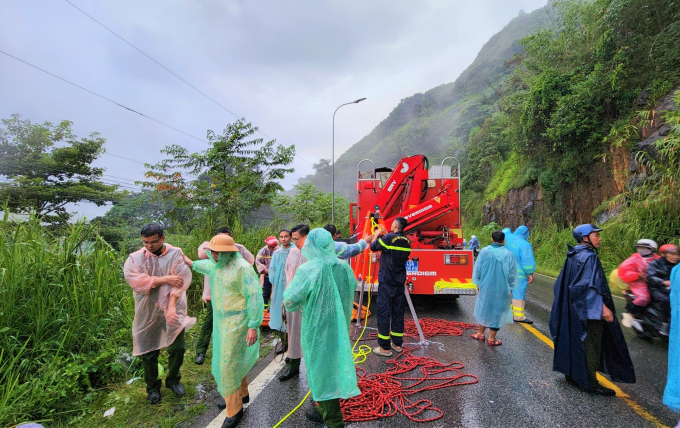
[
  {"x1": 618, "y1": 252, "x2": 660, "y2": 306},
  {"x1": 124, "y1": 244, "x2": 196, "y2": 356}
]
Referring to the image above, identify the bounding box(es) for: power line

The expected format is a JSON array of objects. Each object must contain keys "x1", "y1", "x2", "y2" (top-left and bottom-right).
[
  {"x1": 62, "y1": 0, "x2": 315, "y2": 167},
  {"x1": 0, "y1": 49, "x2": 209, "y2": 146}
]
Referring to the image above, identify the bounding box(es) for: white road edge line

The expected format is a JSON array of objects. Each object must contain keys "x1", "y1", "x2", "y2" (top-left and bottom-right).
[
  {"x1": 534, "y1": 272, "x2": 626, "y2": 301},
  {"x1": 205, "y1": 353, "x2": 288, "y2": 428}
]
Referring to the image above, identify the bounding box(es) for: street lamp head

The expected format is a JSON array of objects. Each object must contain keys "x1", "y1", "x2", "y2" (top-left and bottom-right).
[{"x1": 354, "y1": 98, "x2": 367, "y2": 103}]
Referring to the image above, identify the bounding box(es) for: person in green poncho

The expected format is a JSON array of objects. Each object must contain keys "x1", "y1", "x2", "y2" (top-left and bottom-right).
[
  {"x1": 283, "y1": 228, "x2": 360, "y2": 428},
  {"x1": 182, "y1": 234, "x2": 264, "y2": 428}
]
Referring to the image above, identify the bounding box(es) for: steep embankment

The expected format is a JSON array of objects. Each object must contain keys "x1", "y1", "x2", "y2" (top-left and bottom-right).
[{"x1": 298, "y1": 6, "x2": 552, "y2": 198}]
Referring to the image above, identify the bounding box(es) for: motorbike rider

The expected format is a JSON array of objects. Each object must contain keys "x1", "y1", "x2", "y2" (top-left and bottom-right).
[
  {"x1": 468, "y1": 235, "x2": 480, "y2": 258},
  {"x1": 646, "y1": 244, "x2": 679, "y2": 336},
  {"x1": 618, "y1": 239, "x2": 659, "y2": 327}
]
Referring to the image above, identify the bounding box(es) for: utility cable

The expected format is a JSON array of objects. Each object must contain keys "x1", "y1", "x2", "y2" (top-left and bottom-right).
[
  {"x1": 0, "y1": 49, "x2": 208, "y2": 146},
  {"x1": 62, "y1": 0, "x2": 316, "y2": 167}
]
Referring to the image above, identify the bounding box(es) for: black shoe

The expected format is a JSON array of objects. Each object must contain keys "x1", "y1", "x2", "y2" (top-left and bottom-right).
[
  {"x1": 218, "y1": 399, "x2": 226, "y2": 410},
  {"x1": 588, "y1": 385, "x2": 616, "y2": 397},
  {"x1": 305, "y1": 408, "x2": 323, "y2": 423},
  {"x1": 148, "y1": 390, "x2": 161, "y2": 405},
  {"x1": 196, "y1": 353, "x2": 206, "y2": 365},
  {"x1": 221, "y1": 409, "x2": 244, "y2": 428},
  {"x1": 514, "y1": 318, "x2": 534, "y2": 324},
  {"x1": 168, "y1": 382, "x2": 186, "y2": 397},
  {"x1": 242, "y1": 395, "x2": 249, "y2": 404},
  {"x1": 279, "y1": 368, "x2": 299, "y2": 382},
  {"x1": 275, "y1": 343, "x2": 288, "y2": 355}
]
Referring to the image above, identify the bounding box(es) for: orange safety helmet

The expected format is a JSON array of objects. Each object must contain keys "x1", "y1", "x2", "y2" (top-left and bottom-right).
[{"x1": 659, "y1": 244, "x2": 679, "y2": 255}]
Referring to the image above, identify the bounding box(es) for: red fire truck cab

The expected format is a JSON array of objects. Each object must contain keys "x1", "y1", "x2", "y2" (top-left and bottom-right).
[{"x1": 349, "y1": 155, "x2": 475, "y2": 296}]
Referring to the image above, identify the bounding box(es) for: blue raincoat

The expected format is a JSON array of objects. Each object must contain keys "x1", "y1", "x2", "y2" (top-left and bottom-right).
[
  {"x1": 505, "y1": 226, "x2": 536, "y2": 300},
  {"x1": 283, "y1": 228, "x2": 360, "y2": 402},
  {"x1": 335, "y1": 240, "x2": 368, "y2": 259},
  {"x1": 664, "y1": 265, "x2": 680, "y2": 412},
  {"x1": 467, "y1": 237, "x2": 479, "y2": 251},
  {"x1": 268, "y1": 246, "x2": 292, "y2": 331},
  {"x1": 472, "y1": 243, "x2": 518, "y2": 329},
  {"x1": 549, "y1": 245, "x2": 635, "y2": 391}
]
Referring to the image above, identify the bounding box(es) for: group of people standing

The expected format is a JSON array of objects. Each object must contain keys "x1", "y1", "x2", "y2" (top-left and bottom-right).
[{"x1": 123, "y1": 221, "x2": 391, "y2": 428}]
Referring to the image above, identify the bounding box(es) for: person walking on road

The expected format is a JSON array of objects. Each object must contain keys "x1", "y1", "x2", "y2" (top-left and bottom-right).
[
  {"x1": 470, "y1": 230, "x2": 517, "y2": 346},
  {"x1": 279, "y1": 224, "x2": 310, "y2": 382},
  {"x1": 182, "y1": 234, "x2": 264, "y2": 428},
  {"x1": 196, "y1": 227, "x2": 254, "y2": 367},
  {"x1": 617, "y1": 239, "x2": 659, "y2": 327},
  {"x1": 370, "y1": 216, "x2": 412, "y2": 357},
  {"x1": 268, "y1": 229, "x2": 293, "y2": 354},
  {"x1": 646, "y1": 244, "x2": 679, "y2": 336},
  {"x1": 256, "y1": 236, "x2": 280, "y2": 307},
  {"x1": 123, "y1": 223, "x2": 196, "y2": 405},
  {"x1": 663, "y1": 264, "x2": 680, "y2": 423},
  {"x1": 467, "y1": 235, "x2": 480, "y2": 257},
  {"x1": 549, "y1": 224, "x2": 635, "y2": 397},
  {"x1": 505, "y1": 226, "x2": 537, "y2": 324},
  {"x1": 283, "y1": 228, "x2": 360, "y2": 428}
]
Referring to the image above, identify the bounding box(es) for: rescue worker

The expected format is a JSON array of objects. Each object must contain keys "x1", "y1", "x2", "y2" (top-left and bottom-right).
[
  {"x1": 123, "y1": 223, "x2": 196, "y2": 404},
  {"x1": 505, "y1": 226, "x2": 536, "y2": 324},
  {"x1": 324, "y1": 223, "x2": 375, "y2": 259},
  {"x1": 470, "y1": 230, "x2": 517, "y2": 346},
  {"x1": 256, "y1": 236, "x2": 280, "y2": 306},
  {"x1": 279, "y1": 224, "x2": 309, "y2": 382},
  {"x1": 663, "y1": 264, "x2": 680, "y2": 418},
  {"x1": 617, "y1": 239, "x2": 659, "y2": 327},
  {"x1": 549, "y1": 224, "x2": 635, "y2": 396},
  {"x1": 283, "y1": 228, "x2": 360, "y2": 428},
  {"x1": 182, "y1": 235, "x2": 263, "y2": 428},
  {"x1": 370, "y1": 216, "x2": 411, "y2": 357},
  {"x1": 646, "y1": 244, "x2": 679, "y2": 336},
  {"x1": 268, "y1": 229, "x2": 292, "y2": 355},
  {"x1": 468, "y1": 235, "x2": 480, "y2": 257},
  {"x1": 196, "y1": 227, "x2": 254, "y2": 367}
]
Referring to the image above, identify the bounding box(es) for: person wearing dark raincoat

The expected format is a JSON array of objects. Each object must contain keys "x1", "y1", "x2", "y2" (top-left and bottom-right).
[
  {"x1": 549, "y1": 224, "x2": 635, "y2": 396},
  {"x1": 283, "y1": 228, "x2": 360, "y2": 428},
  {"x1": 646, "y1": 244, "x2": 679, "y2": 336}
]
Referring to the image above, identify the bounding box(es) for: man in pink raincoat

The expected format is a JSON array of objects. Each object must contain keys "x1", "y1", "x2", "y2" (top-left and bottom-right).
[{"x1": 123, "y1": 223, "x2": 196, "y2": 405}]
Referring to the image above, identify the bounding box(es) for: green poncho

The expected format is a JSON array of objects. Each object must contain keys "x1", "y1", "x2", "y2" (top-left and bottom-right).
[
  {"x1": 193, "y1": 252, "x2": 264, "y2": 397},
  {"x1": 283, "y1": 228, "x2": 360, "y2": 401}
]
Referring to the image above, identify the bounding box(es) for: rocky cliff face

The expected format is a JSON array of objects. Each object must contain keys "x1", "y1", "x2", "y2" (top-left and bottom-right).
[{"x1": 483, "y1": 90, "x2": 677, "y2": 228}]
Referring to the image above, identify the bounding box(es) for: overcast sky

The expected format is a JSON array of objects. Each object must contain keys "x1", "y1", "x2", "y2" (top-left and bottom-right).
[{"x1": 0, "y1": 0, "x2": 546, "y2": 219}]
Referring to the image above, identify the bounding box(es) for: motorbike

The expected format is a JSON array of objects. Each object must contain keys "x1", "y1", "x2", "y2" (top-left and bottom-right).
[{"x1": 622, "y1": 290, "x2": 669, "y2": 342}]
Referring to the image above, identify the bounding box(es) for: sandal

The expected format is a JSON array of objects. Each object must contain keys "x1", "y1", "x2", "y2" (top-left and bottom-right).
[
  {"x1": 390, "y1": 343, "x2": 403, "y2": 353},
  {"x1": 470, "y1": 333, "x2": 485, "y2": 341},
  {"x1": 487, "y1": 339, "x2": 502, "y2": 346},
  {"x1": 372, "y1": 347, "x2": 392, "y2": 357}
]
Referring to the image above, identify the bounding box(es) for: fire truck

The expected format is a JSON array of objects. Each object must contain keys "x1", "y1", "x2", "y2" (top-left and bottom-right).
[{"x1": 350, "y1": 155, "x2": 475, "y2": 296}]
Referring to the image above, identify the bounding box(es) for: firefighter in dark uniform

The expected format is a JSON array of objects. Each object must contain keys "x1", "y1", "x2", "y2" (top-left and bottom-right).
[{"x1": 370, "y1": 216, "x2": 411, "y2": 356}]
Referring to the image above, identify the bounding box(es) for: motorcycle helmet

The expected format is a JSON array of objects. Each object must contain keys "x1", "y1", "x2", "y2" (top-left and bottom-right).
[
  {"x1": 572, "y1": 224, "x2": 603, "y2": 243},
  {"x1": 635, "y1": 239, "x2": 658, "y2": 251},
  {"x1": 659, "y1": 244, "x2": 679, "y2": 255}
]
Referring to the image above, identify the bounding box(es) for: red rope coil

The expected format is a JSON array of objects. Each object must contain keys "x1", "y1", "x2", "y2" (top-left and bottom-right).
[{"x1": 342, "y1": 318, "x2": 479, "y2": 423}]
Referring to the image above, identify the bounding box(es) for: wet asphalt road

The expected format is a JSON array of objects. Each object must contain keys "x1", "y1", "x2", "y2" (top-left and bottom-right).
[{"x1": 204, "y1": 274, "x2": 678, "y2": 428}]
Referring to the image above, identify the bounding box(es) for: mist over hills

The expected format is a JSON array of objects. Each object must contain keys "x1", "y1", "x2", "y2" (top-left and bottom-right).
[{"x1": 297, "y1": 5, "x2": 551, "y2": 199}]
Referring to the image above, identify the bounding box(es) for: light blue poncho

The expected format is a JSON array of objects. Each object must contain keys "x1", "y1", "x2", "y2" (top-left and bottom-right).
[
  {"x1": 268, "y1": 245, "x2": 292, "y2": 331},
  {"x1": 664, "y1": 264, "x2": 680, "y2": 413},
  {"x1": 473, "y1": 243, "x2": 518, "y2": 328}
]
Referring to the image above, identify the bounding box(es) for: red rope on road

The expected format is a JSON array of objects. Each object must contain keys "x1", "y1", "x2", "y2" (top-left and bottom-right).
[{"x1": 342, "y1": 319, "x2": 479, "y2": 423}]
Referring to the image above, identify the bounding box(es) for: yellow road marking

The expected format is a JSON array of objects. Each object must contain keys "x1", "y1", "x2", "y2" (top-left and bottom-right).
[{"x1": 519, "y1": 323, "x2": 669, "y2": 428}]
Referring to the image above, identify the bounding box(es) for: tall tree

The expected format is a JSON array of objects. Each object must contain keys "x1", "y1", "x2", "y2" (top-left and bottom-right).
[
  {"x1": 0, "y1": 115, "x2": 120, "y2": 223},
  {"x1": 141, "y1": 119, "x2": 295, "y2": 222}
]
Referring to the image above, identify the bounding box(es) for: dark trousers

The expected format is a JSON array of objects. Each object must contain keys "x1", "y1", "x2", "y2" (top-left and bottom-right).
[
  {"x1": 650, "y1": 290, "x2": 671, "y2": 322},
  {"x1": 263, "y1": 274, "x2": 272, "y2": 305},
  {"x1": 377, "y1": 282, "x2": 405, "y2": 350},
  {"x1": 318, "y1": 398, "x2": 344, "y2": 428},
  {"x1": 141, "y1": 328, "x2": 185, "y2": 393},
  {"x1": 584, "y1": 320, "x2": 603, "y2": 389},
  {"x1": 196, "y1": 300, "x2": 213, "y2": 355}
]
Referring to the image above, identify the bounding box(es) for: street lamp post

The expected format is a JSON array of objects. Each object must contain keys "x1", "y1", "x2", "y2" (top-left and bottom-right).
[{"x1": 332, "y1": 97, "x2": 366, "y2": 224}]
